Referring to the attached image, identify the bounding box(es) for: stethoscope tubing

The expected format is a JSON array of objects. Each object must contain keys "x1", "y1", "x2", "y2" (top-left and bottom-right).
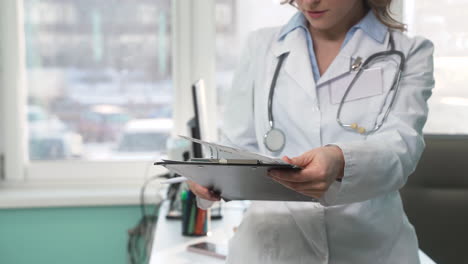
[{"x1": 267, "y1": 52, "x2": 290, "y2": 129}]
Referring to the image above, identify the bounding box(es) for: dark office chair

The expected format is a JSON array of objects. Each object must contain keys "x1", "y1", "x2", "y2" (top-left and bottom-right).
[{"x1": 400, "y1": 135, "x2": 468, "y2": 264}]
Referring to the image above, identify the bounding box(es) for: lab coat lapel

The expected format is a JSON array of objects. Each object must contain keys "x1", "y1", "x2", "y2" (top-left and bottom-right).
[
  {"x1": 271, "y1": 30, "x2": 318, "y2": 101},
  {"x1": 317, "y1": 30, "x2": 390, "y2": 86}
]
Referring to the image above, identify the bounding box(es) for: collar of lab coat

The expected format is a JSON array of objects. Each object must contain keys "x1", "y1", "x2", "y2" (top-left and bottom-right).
[
  {"x1": 271, "y1": 25, "x2": 390, "y2": 90},
  {"x1": 278, "y1": 11, "x2": 387, "y2": 48}
]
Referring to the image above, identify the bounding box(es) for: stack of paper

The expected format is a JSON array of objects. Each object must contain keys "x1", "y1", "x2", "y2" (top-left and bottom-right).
[{"x1": 179, "y1": 135, "x2": 286, "y2": 164}]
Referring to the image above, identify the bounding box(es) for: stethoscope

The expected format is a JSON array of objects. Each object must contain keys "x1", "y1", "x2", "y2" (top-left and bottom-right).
[{"x1": 263, "y1": 33, "x2": 406, "y2": 153}]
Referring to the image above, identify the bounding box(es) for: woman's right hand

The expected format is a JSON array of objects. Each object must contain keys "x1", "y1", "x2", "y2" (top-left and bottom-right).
[{"x1": 186, "y1": 180, "x2": 221, "y2": 201}]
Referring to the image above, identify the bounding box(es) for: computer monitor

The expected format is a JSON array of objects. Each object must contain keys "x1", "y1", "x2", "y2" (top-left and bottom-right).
[
  {"x1": 190, "y1": 79, "x2": 209, "y2": 158},
  {"x1": 189, "y1": 79, "x2": 224, "y2": 219}
]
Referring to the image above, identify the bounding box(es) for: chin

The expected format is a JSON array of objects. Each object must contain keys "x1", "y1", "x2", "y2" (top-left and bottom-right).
[{"x1": 308, "y1": 22, "x2": 333, "y2": 32}]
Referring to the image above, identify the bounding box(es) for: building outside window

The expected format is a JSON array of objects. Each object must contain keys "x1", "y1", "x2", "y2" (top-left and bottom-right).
[
  {"x1": 24, "y1": 0, "x2": 173, "y2": 161},
  {"x1": 405, "y1": 0, "x2": 468, "y2": 134}
]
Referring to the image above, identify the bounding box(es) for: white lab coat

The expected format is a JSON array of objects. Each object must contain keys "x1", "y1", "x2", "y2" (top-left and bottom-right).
[{"x1": 210, "y1": 24, "x2": 434, "y2": 264}]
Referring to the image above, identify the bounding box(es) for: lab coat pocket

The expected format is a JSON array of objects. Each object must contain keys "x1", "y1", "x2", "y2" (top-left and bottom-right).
[{"x1": 329, "y1": 67, "x2": 383, "y2": 105}]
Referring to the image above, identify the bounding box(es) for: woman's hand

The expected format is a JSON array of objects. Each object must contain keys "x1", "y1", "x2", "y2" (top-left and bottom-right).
[
  {"x1": 186, "y1": 180, "x2": 221, "y2": 202},
  {"x1": 268, "y1": 145, "x2": 345, "y2": 199}
]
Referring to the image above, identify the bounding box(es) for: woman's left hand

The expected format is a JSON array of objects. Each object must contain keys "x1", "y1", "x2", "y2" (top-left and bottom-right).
[{"x1": 268, "y1": 145, "x2": 345, "y2": 199}]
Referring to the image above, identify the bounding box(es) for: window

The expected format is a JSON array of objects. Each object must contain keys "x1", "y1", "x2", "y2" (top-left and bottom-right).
[
  {"x1": 2, "y1": 0, "x2": 211, "y2": 186},
  {"x1": 24, "y1": 0, "x2": 173, "y2": 161},
  {"x1": 404, "y1": 0, "x2": 468, "y2": 134}
]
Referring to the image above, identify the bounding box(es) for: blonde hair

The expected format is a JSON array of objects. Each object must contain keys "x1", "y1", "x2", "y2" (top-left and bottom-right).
[{"x1": 280, "y1": 0, "x2": 406, "y2": 31}]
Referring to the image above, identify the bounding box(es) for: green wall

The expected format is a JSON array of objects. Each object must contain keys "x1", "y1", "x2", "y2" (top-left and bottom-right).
[{"x1": 0, "y1": 205, "x2": 149, "y2": 264}]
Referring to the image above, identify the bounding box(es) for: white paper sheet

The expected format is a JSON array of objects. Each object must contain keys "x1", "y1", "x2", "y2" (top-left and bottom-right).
[{"x1": 179, "y1": 135, "x2": 286, "y2": 164}]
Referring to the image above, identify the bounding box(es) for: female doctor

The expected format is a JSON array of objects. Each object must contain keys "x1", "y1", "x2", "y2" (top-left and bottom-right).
[{"x1": 189, "y1": 0, "x2": 434, "y2": 263}]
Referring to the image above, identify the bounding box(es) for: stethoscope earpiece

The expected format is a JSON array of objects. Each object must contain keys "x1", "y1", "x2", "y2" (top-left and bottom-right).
[{"x1": 350, "y1": 123, "x2": 367, "y2": 134}]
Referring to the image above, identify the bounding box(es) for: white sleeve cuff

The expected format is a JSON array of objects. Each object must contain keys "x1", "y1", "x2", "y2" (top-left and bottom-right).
[
  {"x1": 319, "y1": 142, "x2": 355, "y2": 206},
  {"x1": 196, "y1": 196, "x2": 215, "y2": 210}
]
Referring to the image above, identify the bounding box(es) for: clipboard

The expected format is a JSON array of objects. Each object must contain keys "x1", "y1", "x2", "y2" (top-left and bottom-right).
[{"x1": 155, "y1": 159, "x2": 316, "y2": 202}]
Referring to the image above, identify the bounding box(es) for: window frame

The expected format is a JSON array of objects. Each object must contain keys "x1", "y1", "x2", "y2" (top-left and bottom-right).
[{"x1": 0, "y1": 0, "x2": 217, "y2": 207}]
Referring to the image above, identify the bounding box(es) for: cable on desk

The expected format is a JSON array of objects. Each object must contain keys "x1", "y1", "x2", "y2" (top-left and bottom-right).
[
  {"x1": 127, "y1": 214, "x2": 156, "y2": 264},
  {"x1": 127, "y1": 160, "x2": 167, "y2": 264}
]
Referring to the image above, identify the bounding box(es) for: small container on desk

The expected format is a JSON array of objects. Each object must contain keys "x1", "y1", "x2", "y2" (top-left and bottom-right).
[{"x1": 181, "y1": 190, "x2": 209, "y2": 236}]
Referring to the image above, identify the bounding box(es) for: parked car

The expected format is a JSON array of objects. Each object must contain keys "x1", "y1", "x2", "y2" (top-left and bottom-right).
[
  {"x1": 28, "y1": 105, "x2": 83, "y2": 160},
  {"x1": 113, "y1": 118, "x2": 173, "y2": 160},
  {"x1": 78, "y1": 104, "x2": 131, "y2": 142}
]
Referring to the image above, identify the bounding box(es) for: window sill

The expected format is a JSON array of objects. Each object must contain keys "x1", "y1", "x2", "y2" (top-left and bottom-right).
[{"x1": 0, "y1": 179, "x2": 165, "y2": 209}]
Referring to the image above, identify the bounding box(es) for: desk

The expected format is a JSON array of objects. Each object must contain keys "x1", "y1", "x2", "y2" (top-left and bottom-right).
[
  {"x1": 149, "y1": 201, "x2": 245, "y2": 264},
  {"x1": 149, "y1": 201, "x2": 437, "y2": 264}
]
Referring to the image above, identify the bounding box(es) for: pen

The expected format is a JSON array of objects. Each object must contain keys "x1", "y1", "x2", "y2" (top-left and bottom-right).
[
  {"x1": 161, "y1": 176, "x2": 188, "y2": 184},
  {"x1": 181, "y1": 190, "x2": 188, "y2": 234}
]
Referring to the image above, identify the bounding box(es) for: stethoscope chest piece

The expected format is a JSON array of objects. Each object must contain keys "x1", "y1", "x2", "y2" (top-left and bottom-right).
[{"x1": 264, "y1": 127, "x2": 286, "y2": 153}]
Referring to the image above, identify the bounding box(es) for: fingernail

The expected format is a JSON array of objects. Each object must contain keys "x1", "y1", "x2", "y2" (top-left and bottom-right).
[{"x1": 210, "y1": 190, "x2": 221, "y2": 197}]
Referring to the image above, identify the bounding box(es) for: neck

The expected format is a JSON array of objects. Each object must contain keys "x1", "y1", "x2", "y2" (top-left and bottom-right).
[{"x1": 309, "y1": 3, "x2": 367, "y2": 43}]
